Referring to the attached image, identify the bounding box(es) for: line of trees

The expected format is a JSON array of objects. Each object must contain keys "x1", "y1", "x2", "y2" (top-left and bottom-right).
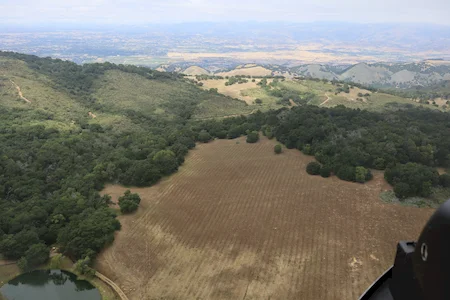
[{"x1": 196, "y1": 104, "x2": 450, "y2": 194}]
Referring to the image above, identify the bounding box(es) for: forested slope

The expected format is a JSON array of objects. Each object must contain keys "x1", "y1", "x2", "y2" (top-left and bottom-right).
[{"x1": 0, "y1": 51, "x2": 249, "y2": 270}]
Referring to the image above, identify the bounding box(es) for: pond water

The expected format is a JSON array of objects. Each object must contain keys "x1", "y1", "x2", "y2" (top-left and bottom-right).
[{"x1": 0, "y1": 269, "x2": 101, "y2": 300}]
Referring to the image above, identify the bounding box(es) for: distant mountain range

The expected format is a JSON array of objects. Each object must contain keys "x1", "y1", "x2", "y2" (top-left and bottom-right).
[
  {"x1": 291, "y1": 61, "x2": 450, "y2": 88},
  {"x1": 161, "y1": 60, "x2": 450, "y2": 88}
]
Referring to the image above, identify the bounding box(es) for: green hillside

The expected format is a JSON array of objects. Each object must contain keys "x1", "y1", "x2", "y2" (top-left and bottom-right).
[
  {"x1": 0, "y1": 52, "x2": 251, "y2": 271},
  {"x1": 239, "y1": 78, "x2": 442, "y2": 111}
]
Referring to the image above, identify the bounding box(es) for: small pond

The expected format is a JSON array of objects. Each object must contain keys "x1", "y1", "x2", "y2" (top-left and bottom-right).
[{"x1": 0, "y1": 269, "x2": 101, "y2": 300}]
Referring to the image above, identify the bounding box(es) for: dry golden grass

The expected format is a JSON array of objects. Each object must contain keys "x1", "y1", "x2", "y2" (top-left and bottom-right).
[
  {"x1": 97, "y1": 137, "x2": 433, "y2": 300},
  {"x1": 216, "y1": 66, "x2": 272, "y2": 77},
  {"x1": 183, "y1": 66, "x2": 210, "y2": 75},
  {"x1": 200, "y1": 79, "x2": 262, "y2": 104}
]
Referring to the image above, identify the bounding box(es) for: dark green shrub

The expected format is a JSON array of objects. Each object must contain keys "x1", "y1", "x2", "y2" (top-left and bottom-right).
[
  {"x1": 246, "y1": 131, "x2": 259, "y2": 143},
  {"x1": 118, "y1": 190, "x2": 141, "y2": 214},
  {"x1": 320, "y1": 166, "x2": 331, "y2": 178},
  {"x1": 439, "y1": 173, "x2": 450, "y2": 187},
  {"x1": 274, "y1": 144, "x2": 282, "y2": 154},
  {"x1": 306, "y1": 162, "x2": 321, "y2": 175},
  {"x1": 198, "y1": 130, "x2": 212, "y2": 143}
]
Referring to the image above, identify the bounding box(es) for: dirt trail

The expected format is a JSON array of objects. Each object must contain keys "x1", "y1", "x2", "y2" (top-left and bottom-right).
[
  {"x1": 0, "y1": 260, "x2": 15, "y2": 266},
  {"x1": 96, "y1": 271, "x2": 130, "y2": 300},
  {"x1": 320, "y1": 93, "x2": 331, "y2": 106},
  {"x1": 10, "y1": 80, "x2": 31, "y2": 103}
]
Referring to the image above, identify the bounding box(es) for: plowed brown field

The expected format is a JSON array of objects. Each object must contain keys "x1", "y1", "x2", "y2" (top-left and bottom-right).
[{"x1": 97, "y1": 137, "x2": 434, "y2": 300}]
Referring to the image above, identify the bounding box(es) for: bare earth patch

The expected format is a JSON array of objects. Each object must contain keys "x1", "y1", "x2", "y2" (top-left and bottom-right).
[{"x1": 97, "y1": 137, "x2": 433, "y2": 300}]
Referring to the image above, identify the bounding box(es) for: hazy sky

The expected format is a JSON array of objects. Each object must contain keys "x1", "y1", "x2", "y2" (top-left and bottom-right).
[{"x1": 1, "y1": 0, "x2": 450, "y2": 25}]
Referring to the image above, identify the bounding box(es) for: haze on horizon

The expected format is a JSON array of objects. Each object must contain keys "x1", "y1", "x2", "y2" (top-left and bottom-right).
[{"x1": 1, "y1": 0, "x2": 450, "y2": 26}]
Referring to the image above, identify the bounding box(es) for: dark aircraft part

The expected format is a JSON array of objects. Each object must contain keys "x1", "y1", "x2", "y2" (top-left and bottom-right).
[{"x1": 360, "y1": 199, "x2": 450, "y2": 300}]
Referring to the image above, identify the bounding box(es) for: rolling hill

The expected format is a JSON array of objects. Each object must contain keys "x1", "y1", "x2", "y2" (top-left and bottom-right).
[
  {"x1": 182, "y1": 66, "x2": 210, "y2": 75},
  {"x1": 216, "y1": 65, "x2": 273, "y2": 77},
  {"x1": 0, "y1": 52, "x2": 251, "y2": 126},
  {"x1": 161, "y1": 61, "x2": 450, "y2": 89},
  {"x1": 289, "y1": 62, "x2": 450, "y2": 88}
]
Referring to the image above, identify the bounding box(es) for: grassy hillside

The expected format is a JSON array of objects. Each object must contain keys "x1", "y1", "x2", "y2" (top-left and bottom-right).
[
  {"x1": 92, "y1": 70, "x2": 251, "y2": 122},
  {"x1": 236, "y1": 78, "x2": 441, "y2": 111},
  {"x1": 0, "y1": 53, "x2": 252, "y2": 129},
  {"x1": 0, "y1": 57, "x2": 86, "y2": 130}
]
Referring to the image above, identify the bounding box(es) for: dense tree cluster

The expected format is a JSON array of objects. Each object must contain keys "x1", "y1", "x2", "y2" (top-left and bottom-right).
[
  {"x1": 0, "y1": 52, "x2": 200, "y2": 267},
  {"x1": 246, "y1": 131, "x2": 260, "y2": 143},
  {"x1": 194, "y1": 75, "x2": 224, "y2": 81},
  {"x1": 198, "y1": 130, "x2": 212, "y2": 143},
  {"x1": 118, "y1": 190, "x2": 142, "y2": 214},
  {"x1": 306, "y1": 162, "x2": 321, "y2": 175},
  {"x1": 17, "y1": 243, "x2": 49, "y2": 271},
  {"x1": 225, "y1": 76, "x2": 248, "y2": 86},
  {"x1": 385, "y1": 163, "x2": 439, "y2": 198},
  {"x1": 197, "y1": 104, "x2": 450, "y2": 192}
]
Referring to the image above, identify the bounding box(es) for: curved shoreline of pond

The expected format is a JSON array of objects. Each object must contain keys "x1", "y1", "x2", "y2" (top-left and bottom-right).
[
  {"x1": 0, "y1": 257, "x2": 123, "y2": 300},
  {"x1": 0, "y1": 269, "x2": 101, "y2": 300}
]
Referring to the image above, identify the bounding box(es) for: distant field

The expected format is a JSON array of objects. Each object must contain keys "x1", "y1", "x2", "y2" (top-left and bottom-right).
[{"x1": 97, "y1": 136, "x2": 432, "y2": 300}]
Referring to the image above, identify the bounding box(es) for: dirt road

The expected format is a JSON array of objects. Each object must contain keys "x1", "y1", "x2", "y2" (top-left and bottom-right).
[
  {"x1": 320, "y1": 93, "x2": 331, "y2": 106},
  {"x1": 10, "y1": 80, "x2": 31, "y2": 103}
]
